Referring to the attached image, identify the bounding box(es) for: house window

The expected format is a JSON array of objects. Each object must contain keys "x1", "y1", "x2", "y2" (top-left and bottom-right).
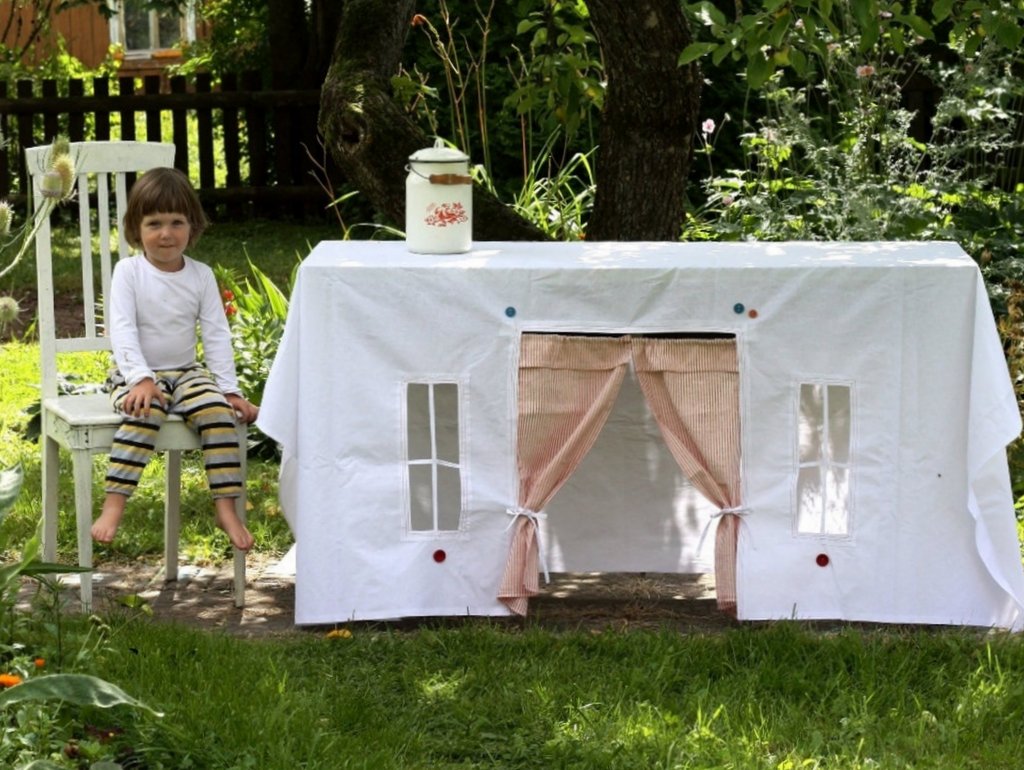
[
  {"x1": 108, "y1": 0, "x2": 197, "y2": 56},
  {"x1": 406, "y1": 382, "x2": 463, "y2": 533},
  {"x1": 796, "y1": 382, "x2": 852, "y2": 536}
]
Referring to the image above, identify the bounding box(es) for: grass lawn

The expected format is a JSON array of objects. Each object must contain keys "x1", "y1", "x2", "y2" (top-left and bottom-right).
[{"x1": 63, "y1": 618, "x2": 1024, "y2": 768}]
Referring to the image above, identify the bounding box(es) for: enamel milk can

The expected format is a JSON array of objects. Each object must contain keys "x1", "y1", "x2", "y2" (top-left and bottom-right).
[{"x1": 405, "y1": 139, "x2": 472, "y2": 254}]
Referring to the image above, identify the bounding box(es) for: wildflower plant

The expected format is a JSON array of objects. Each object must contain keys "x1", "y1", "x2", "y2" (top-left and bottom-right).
[
  {"x1": 0, "y1": 463, "x2": 161, "y2": 768},
  {"x1": 682, "y1": 2, "x2": 1024, "y2": 267}
]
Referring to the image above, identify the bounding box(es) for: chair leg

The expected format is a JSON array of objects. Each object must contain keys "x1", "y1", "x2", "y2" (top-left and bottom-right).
[
  {"x1": 164, "y1": 451, "x2": 182, "y2": 582},
  {"x1": 233, "y1": 423, "x2": 247, "y2": 608},
  {"x1": 71, "y1": 450, "x2": 94, "y2": 613},
  {"x1": 41, "y1": 435, "x2": 60, "y2": 562}
]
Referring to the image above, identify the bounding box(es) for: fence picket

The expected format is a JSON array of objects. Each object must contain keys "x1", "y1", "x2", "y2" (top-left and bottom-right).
[{"x1": 0, "y1": 71, "x2": 327, "y2": 218}]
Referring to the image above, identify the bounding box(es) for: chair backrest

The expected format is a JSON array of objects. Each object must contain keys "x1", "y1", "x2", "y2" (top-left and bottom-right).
[{"x1": 27, "y1": 141, "x2": 176, "y2": 399}]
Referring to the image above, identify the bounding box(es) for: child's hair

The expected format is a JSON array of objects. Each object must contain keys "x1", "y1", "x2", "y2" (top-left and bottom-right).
[{"x1": 122, "y1": 167, "x2": 209, "y2": 250}]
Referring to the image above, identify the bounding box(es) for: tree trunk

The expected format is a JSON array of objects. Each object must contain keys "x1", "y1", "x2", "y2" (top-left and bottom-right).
[
  {"x1": 585, "y1": 0, "x2": 701, "y2": 241},
  {"x1": 318, "y1": 0, "x2": 547, "y2": 241}
]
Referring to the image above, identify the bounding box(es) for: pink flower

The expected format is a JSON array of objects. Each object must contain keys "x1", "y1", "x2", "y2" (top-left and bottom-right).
[
  {"x1": 701, "y1": 118, "x2": 716, "y2": 136},
  {"x1": 856, "y1": 65, "x2": 876, "y2": 78}
]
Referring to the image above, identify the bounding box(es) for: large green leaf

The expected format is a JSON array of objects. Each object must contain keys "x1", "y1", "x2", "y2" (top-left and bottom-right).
[
  {"x1": 19, "y1": 763, "x2": 123, "y2": 770},
  {"x1": 746, "y1": 51, "x2": 774, "y2": 89},
  {"x1": 932, "y1": 0, "x2": 954, "y2": 21},
  {"x1": 0, "y1": 674, "x2": 163, "y2": 716},
  {"x1": 0, "y1": 463, "x2": 23, "y2": 522},
  {"x1": 19, "y1": 560, "x2": 92, "y2": 577},
  {"x1": 678, "y1": 42, "x2": 717, "y2": 65}
]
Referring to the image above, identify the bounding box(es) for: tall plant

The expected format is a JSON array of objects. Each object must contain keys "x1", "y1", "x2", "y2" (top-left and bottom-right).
[
  {"x1": 394, "y1": 0, "x2": 603, "y2": 203},
  {"x1": 682, "y1": 1, "x2": 1024, "y2": 264}
]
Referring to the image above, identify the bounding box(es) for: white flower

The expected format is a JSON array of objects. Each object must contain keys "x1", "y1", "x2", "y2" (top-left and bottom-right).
[{"x1": 701, "y1": 118, "x2": 716, "y2": 136}]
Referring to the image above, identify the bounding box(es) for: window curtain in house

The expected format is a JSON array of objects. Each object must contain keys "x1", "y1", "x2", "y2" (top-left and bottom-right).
[
  {"x1": 630, "y1": 337, "x2": 743, "y2": 613},
  {"x1": 498, "y1": 334, "x2": 631, "y2": 615}
]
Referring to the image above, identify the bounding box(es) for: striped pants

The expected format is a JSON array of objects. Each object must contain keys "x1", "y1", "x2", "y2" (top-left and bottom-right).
[{"x1": 105, "y1": 366, "x2": 244, "y2": 499}]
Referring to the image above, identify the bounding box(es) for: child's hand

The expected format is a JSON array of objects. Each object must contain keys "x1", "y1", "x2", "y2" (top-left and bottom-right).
[
  {"x1": 122, "y1": 378, "x2": 167, "y2": 417},
  {"x1": 226, "y1": 393, "x2": 259, "y2": 424}
]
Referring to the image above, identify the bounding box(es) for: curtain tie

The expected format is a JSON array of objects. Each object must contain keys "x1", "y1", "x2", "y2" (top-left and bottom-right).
[
  {"x1": 506, "y1": 506, "x2": 551, "y2": 584},
  {"x1": 715, "y1": 506, "x2": 750, "y2": 517},
  {"x1": 697, "y1": 505, "x2": 751, "y2": 553}
]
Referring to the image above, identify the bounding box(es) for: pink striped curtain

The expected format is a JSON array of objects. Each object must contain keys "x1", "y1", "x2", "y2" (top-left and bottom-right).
[
  {"x1": 498, "y1": 334, "x2": 631, "y2": 615},
  {"x1": 630, "y1": 337, "x2": 743, "y2": 613}
]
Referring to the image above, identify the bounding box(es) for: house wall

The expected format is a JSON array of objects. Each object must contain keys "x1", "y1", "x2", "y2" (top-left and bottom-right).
[
  {"x1": 1, "y1": 3, "x2": 109, "y2": 68},
  {"x1": 0, "y1": 3, "x2": 207, "y2": 75}
]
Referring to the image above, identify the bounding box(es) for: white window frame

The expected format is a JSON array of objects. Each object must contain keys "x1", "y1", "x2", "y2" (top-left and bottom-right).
[
  {"x1": 403, "y1": 380, "x2": 467, "y2": 538},
  {"x1": 108, "y1": 0, "x2": 197, "y2": 58},
  {"x1": 794, "y1": 380, "x2": 853, "y2": 537}
]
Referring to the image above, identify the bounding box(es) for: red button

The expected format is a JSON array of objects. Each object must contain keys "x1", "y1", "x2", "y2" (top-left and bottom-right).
[
  {"x1": 816, "y1": 553, "x2": 830, "y2": 567},
  {"x1": 433, "y1": 549, "x2": 446, "y2": 563}
]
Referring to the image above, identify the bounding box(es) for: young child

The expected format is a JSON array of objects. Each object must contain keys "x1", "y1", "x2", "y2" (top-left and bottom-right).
[{"x1": 91, "y1": 167, "x2": 257, "y2": 552}]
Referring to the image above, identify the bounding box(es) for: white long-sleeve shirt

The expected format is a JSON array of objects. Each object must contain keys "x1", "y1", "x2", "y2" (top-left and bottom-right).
[{"x1": 107, "y1": 254, "x2": 241, "y2": 395}]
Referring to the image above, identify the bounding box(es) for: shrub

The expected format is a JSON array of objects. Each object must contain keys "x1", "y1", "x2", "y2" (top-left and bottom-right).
[{"x1": 215, "y1": 261, "x2": 297, "y2": 460}]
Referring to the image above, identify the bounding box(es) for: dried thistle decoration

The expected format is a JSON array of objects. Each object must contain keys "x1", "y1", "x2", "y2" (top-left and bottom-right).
[
  {"x1": 0, "y1": 295, "x2": 19, "y2": 324},
  {"x1": 0, "y1": 201, "x2": 12, "y2": 236},
  {"x1": 0, "y1": 136, "x2": 76, "y2": 282}
]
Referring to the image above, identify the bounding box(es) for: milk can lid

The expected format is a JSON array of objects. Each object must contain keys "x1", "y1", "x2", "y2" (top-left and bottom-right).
[{"x1": 409, "y1": 138, "x2": 469, "y2": 163}]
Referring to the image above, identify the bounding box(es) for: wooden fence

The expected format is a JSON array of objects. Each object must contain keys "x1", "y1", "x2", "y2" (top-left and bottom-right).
[{"x1": 0, "y1": 72, "x2": 331, "y2": 219}]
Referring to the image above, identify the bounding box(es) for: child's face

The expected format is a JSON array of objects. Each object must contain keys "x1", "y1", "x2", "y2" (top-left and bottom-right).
[{"x1": 139, "y1": 211, "x2": 192, "y2": 272}]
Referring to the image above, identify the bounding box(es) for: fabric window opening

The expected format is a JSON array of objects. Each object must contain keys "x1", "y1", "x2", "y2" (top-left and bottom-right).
[{"x1": 499, "y1": 333, "x2": 744, "y2": 615}]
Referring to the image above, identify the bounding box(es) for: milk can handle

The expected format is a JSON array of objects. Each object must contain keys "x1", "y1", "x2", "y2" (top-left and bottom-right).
[{"x1": 406, "y1": 164, "x2": 473, "y2": 185}]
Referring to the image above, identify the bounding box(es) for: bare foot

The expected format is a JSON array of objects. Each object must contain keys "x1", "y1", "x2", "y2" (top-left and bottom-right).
[
  {"x1": 92, "y1": 494, "x2": 128, "y2": 543},
  {"x1": 214, "y1": 502, "x2": 254, "y2": 552}
]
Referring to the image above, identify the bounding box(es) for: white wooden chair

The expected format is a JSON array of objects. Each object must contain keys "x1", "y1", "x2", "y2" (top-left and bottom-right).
[{"x1": 28, "y1": 141, "x2": 247, "y2": 611}]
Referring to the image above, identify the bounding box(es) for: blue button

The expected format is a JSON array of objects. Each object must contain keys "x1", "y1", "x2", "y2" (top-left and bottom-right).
[
  {"x1": 505, "y1": 306, "x2": 517, "y2": 318},
  {"x1": 733, "y1": 303, "x2": 745, "y2": 314}
]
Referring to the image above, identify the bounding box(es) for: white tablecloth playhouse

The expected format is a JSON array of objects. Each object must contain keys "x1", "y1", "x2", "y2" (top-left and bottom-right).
[{"x1": 257, "y1": 240, "x2": 1024, "y2": 628}]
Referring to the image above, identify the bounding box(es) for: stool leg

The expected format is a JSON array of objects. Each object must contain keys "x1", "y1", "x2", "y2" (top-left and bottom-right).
[
  {"x1": 164, "y1": 451, "x2": 182, "y2": 582},
  {"x1": 41, "y1": 434, "x2": 60, "y2": 562},
  {"x1": 233, "y1": 424, "x2": 247, "y2": 608},
  {"x1": 71, "y1": 450, "x2": 94, "y2": 613}
]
